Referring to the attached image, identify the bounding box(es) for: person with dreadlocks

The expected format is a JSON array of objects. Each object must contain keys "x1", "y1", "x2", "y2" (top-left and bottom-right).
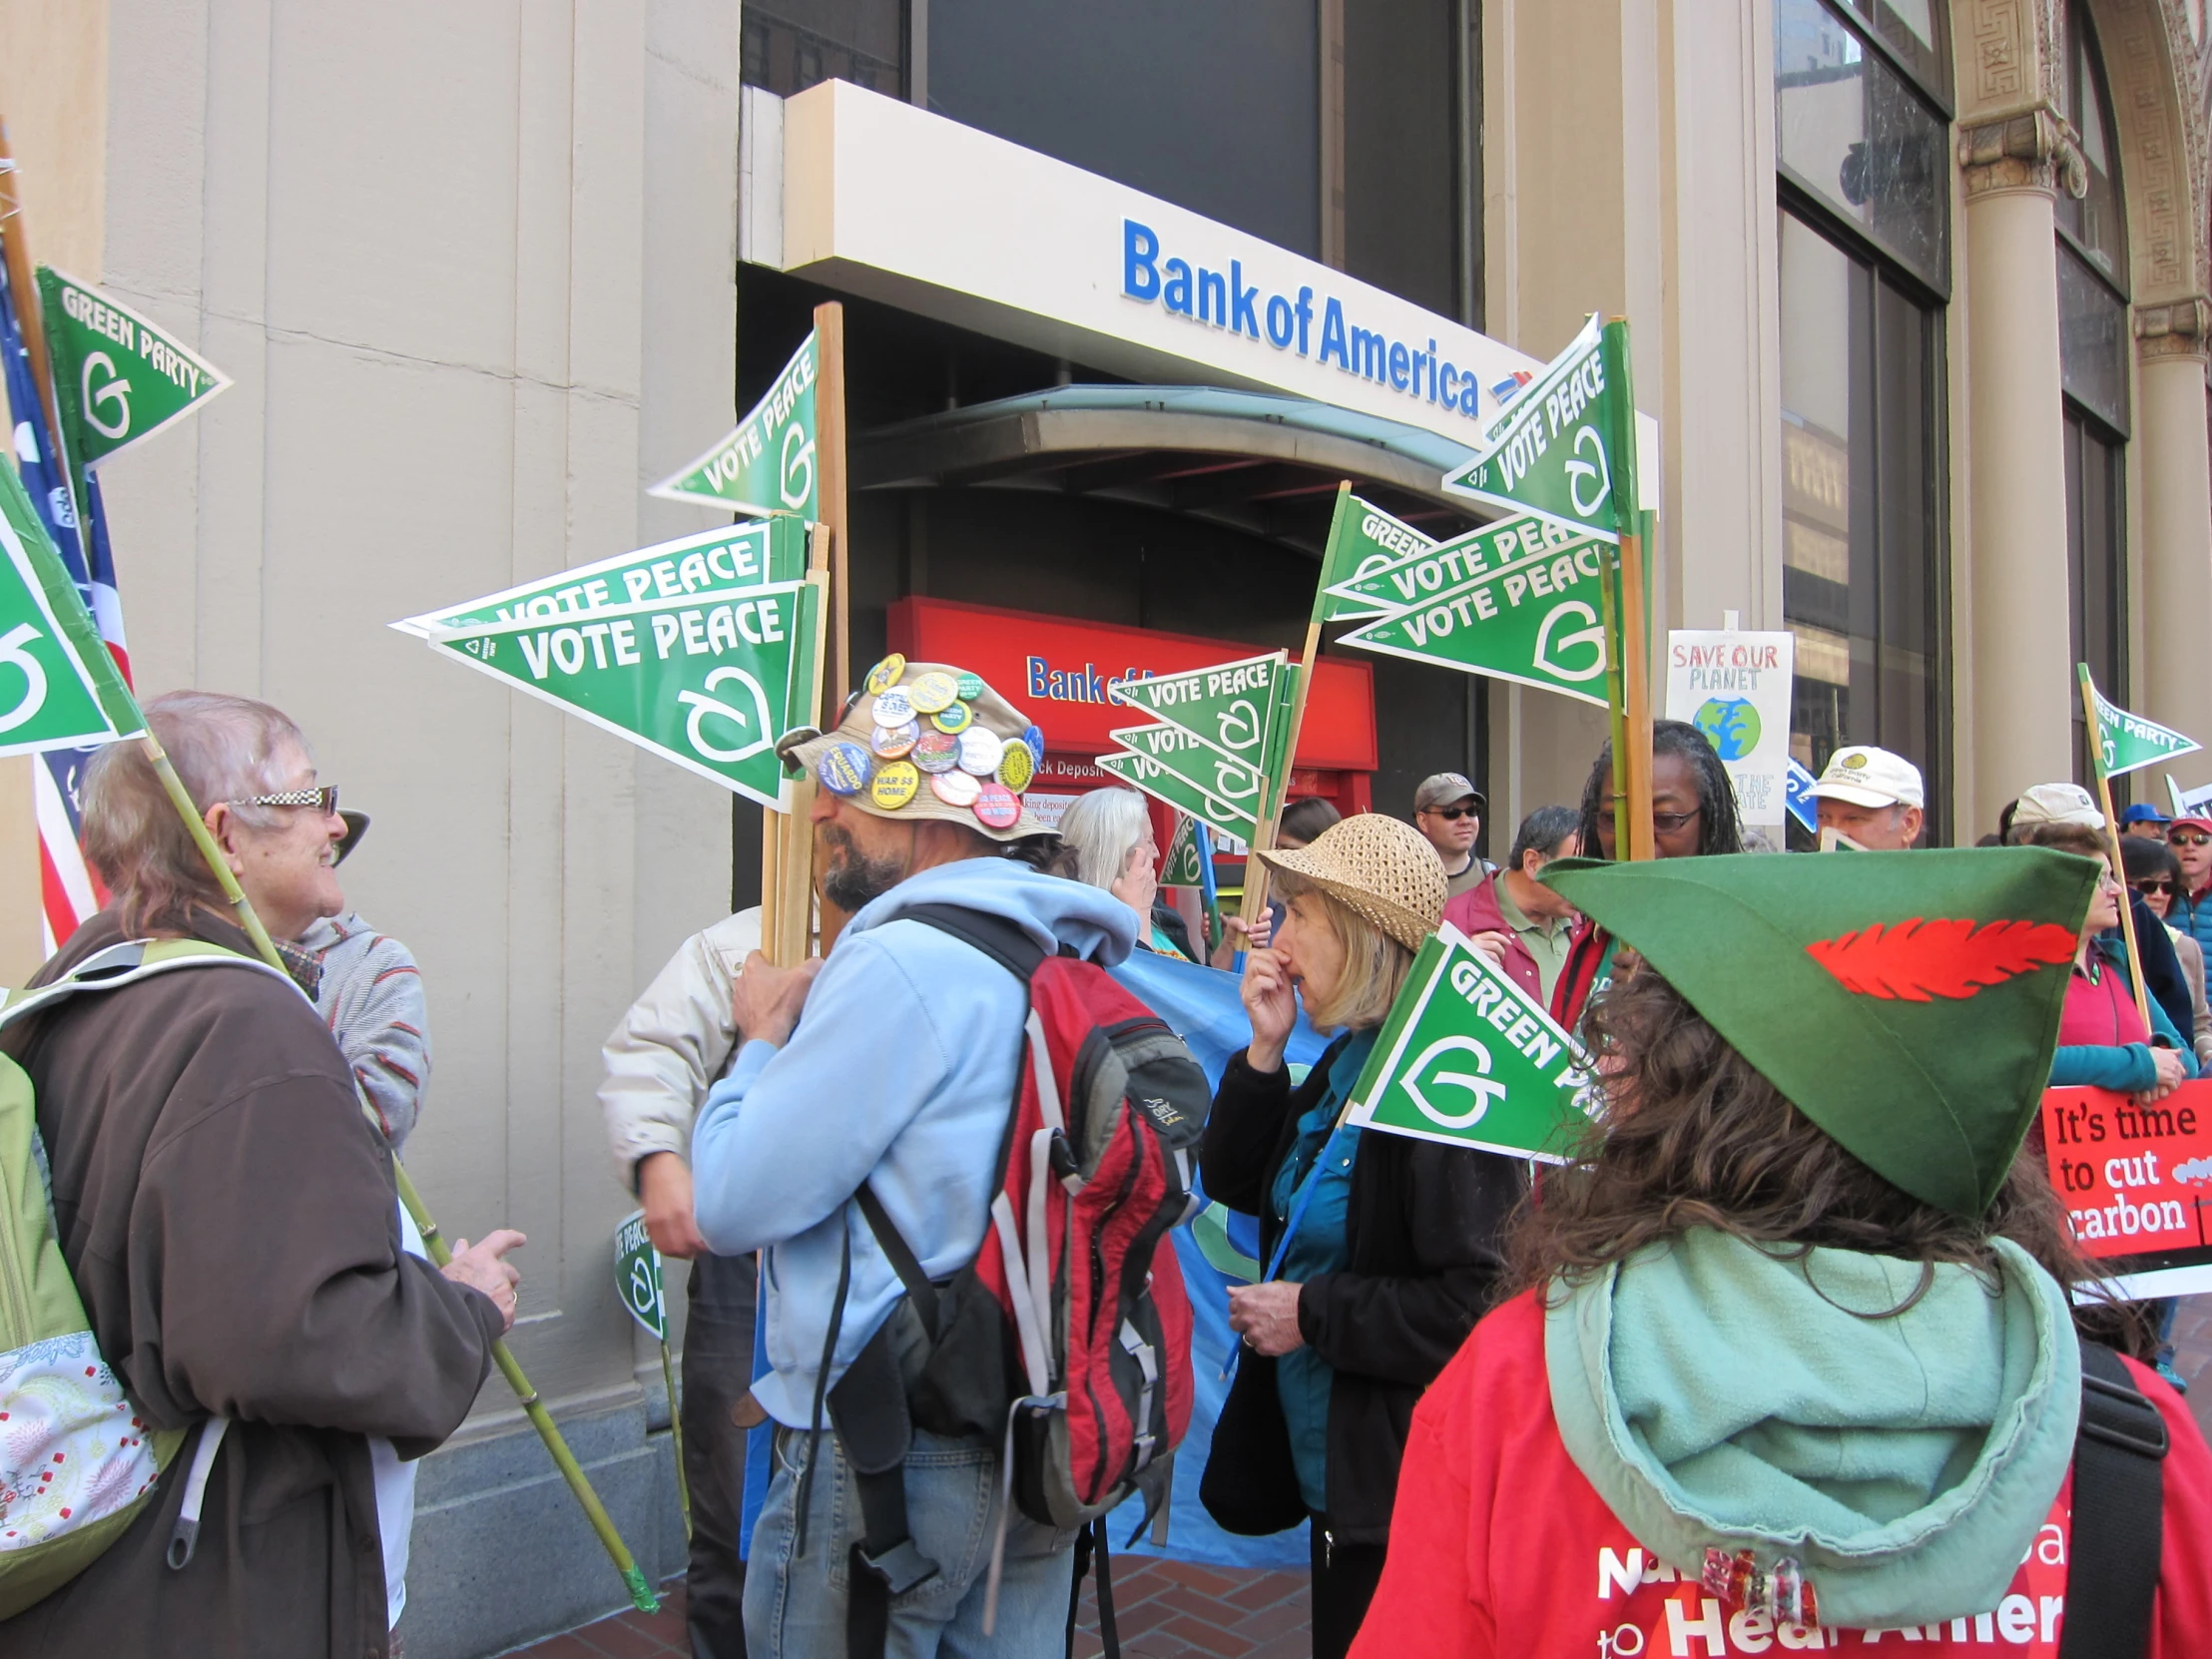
[
  {"x1": 1351, "y1": 848, "x2": 2212, "y2": 1657},
  {"x1": 1550, "y1": 720, "x2": 1743, "y2": 1030}
]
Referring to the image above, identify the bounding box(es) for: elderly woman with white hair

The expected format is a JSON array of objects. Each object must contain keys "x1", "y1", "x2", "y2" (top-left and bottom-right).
[
  {"x1": 1054, "y1": 785, "x2": 1194, "y2": 959},
  {"x1": 0, "y1": 691, "x2": 519, "y2": 1659}
]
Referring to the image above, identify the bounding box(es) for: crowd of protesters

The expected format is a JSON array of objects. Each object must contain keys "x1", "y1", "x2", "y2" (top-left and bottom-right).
[{"x1": 8, "y1": 670, "x2": 2212, "y2": 1659}]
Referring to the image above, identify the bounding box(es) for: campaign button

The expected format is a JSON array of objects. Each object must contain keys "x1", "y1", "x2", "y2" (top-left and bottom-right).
[
  {"x1": 911, "y1": 730, "x2": 961, "y2": 774},
  {"x1": 996, "y1": 742, "x2": 1035, "y2": 793},
  {"x1": 958, "y1": 727, "x2": 1004, "y2": 776},
  {"x1": 863, "y1": 655, "x2": 906, "y2": 695},
  {"x1": 1022, "y1": 725, "x2": 1046, "y2": 765},
  {"x1": 930, "y1": 700, "x2": 973, "y2": 735},
  {"x1": 871, "y1": 688, "x2": 915, "y2": 727},
  {"x1": 956, "y1": 672, "x2": 985, "y2": 701},
  {"x1": 907, "y1": 671, "x2": 959, "y2": 715},
  {"x1": 870, "y1": 761, "x2": 921, "y2": 811},
  {"x1": 871, "y1": 720, "x2": 920, "y2": 761},
  {"x1": 818, "y1": 743, "x2": 873, "y2": 797},
  {"x1": 930, "y1": 769, "x2": 981, "y2": 808},
  {"x1": 973, "y1": 783, "x2": 1021, "y2": 830}
]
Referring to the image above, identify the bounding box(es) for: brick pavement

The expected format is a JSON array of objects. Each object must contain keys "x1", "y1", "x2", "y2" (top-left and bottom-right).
[{"x1": 495, "y1": 1295, "x2": 2212, "y2": 1658}]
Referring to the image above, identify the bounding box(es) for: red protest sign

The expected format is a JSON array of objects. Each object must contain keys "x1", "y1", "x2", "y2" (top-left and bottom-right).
[{"x1": 2042, "y1": 1082, "x2": 2212, "y2": 1261}]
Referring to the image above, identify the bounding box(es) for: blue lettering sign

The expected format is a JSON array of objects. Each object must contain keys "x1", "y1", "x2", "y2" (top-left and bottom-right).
[{"x1": 1123, "y1": 220, "x2": 1161, "y2": 301}]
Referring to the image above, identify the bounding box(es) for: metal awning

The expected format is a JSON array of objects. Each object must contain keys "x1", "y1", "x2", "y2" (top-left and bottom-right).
[{"x1": 852, "y1": 384, "x2": 1486, "y2": 557}]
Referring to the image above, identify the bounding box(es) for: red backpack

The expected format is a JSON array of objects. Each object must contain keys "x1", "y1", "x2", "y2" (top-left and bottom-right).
[{"x1": 813, "y1": 902, "x2": 1207, "y2": 1656}]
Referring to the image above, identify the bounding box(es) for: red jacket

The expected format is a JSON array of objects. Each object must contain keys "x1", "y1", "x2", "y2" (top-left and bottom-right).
[
  {"x1": 1441, "y1": 870, "x2": 1541, "y2": 1000},
  {"x1": 1351, "y1": 1290, "x2": 2212, "y2": 1658}
]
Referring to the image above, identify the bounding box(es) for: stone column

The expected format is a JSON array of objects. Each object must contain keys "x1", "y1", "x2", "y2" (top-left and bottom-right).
[
  {"x1": 1958, "y1": 111, "x2": 2080, "y2": 829},
  {"x1": 2134, "y1": 300, "x2": 2212, "y2": 788}
]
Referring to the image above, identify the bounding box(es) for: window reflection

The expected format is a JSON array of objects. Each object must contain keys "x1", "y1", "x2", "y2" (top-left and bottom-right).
[
  {"x1": 2058, "y1": 246, "x2": 2129, "y2": 431},
  {"x1": 742, "y1": 0, "x2": 905, "y2": 99},
  {"x1": 2056, "y1": 4, "x2": 2125, "y2": 279},
  {"x1": 1776, "y1": 0, "x2": 1948, "y2": 284}
]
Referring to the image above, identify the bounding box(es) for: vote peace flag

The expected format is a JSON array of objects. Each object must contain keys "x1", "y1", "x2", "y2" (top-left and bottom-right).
[
  {"x1": 0, "y1": 461, "x2": 143, "y2": 758},
  {"x1": 1343, "y1": 924, "x2": 1598, "y2": 1160},
  {"x1": 1108, "y1": 651, "x2": 1291, "y2": 771},
  {"x1": 2079, "y1": 666, "x2": 2200, "y2": 781},
  {"x1": 1313, "y1": 486, "x2": 1431, "y2": 623},
  {"x1": 650, "y1": 330, "x2": 820, "y2": 521},
  {"x1": 613, "y1": 1212, "x2": 668, "y2": 1343},
  {"x1": 1440, "y1": 313, "x2": 1631, "y2": 543}
]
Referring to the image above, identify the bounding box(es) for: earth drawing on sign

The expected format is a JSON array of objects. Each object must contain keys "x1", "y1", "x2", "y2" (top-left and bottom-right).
[{"x1": 1694, "y1": 697, "x2": 1761, "y2": 762}]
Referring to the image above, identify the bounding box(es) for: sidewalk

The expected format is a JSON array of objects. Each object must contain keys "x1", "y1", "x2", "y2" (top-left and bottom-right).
[{"x1": 498, "y1": 1295, "x2": 2212, "y2": 1659}]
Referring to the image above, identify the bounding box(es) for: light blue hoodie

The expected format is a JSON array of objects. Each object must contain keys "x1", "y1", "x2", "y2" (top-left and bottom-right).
[{"x1": 691, "y1": 856, "x2": 1135, "y2": 1427}]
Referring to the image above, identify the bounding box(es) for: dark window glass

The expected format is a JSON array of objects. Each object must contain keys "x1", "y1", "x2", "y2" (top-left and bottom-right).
[
  {"x1": 1830, "y1": 0, "x2": 1947, "y2": 100},
  {"x1": 2058, "y1": 243, "x2": 2129, "y2": 432},
  {"x1": 2065, "y1": 407, "x2": 2126, "y2": 785},
  {"x1": 1344, "y1": 0, "x2": 1464, "y2": 316},
  {"x1": 1775, "y1": 0, "x2": 1949, "y2": 287},
  {"x1": 743, "y1": 0, "x2": 906, "y2": 99},
  {"x1": 1779, "y1": 210, "x2": 1946, "y2": 830},
  {"x1": 2056, "y1": 4, "x2": 2125, "y2": 279},
  {"x1": 927, "y1": 1, "x2": 1322, "y2": 258}
]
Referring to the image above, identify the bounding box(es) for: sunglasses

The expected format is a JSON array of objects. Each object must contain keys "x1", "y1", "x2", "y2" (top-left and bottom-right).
[
  {"x1": 231, "y1": 785, "x2": 339, "y2": 816},
  {"x1": 2172, "y1": 831, "x2": 2212, "y2": 847},
  {"x1": 1427, "y1": 806, "x2": 1477, "y2": 822},
  {"x1": 2135, "y1": 878, "x2": 2177, "y2": 895}
]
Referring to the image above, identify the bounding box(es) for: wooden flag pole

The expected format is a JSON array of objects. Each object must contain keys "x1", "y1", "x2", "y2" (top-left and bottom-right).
[
  {"x1": 2080, "y1": 666, "x2": 2156, "y2": 1033},
  {"x1": 0, "y1": 123, "x2": 60, "y2": 447},
  {"x1": 1604, "y1": 318, "x2": 1655, "y2": 860},
  {"x1": 811, "y1": 301, "x2": 851, "y2": 959}
]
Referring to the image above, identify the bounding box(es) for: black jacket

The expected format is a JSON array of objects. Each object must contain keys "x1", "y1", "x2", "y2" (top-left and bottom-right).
[{"x1": 1197, "y1": 1037, "x2": 1523, "y2": 1547}]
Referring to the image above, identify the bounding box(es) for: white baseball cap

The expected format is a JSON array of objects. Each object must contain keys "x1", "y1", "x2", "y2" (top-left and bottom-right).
[
  {"x1": 1807, "y1": 745, "x2": 1925, "y2": 811},
  {"x1": 2009, "y1": 782, "x2": 2104, "y2": 831}
]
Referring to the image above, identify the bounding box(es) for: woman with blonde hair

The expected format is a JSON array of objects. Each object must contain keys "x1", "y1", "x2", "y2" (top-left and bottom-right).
[{"x1": 1196, "y1": 814, "x2": 1524, "y2": 1658}]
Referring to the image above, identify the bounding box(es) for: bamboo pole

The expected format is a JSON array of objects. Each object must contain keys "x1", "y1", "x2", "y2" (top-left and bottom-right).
[
  {"x1": 2080, "y1": 666, "x2": 2155, "y2": 1033},
  {"x1": 661, "y1": 1336, "x2": 691, "y2": 1538},
  {"x1": 1604, "y1": 318, "x2": 1654, "y2": 861},
  {"x1": 1599, "y1": 548, "x2": 1632, "y2": 860},
  {"x1": 0, "y1": 124, "x2": 60, "y2": 447}
]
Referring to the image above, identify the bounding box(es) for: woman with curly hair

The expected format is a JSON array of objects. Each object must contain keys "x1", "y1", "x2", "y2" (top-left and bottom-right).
[{"x1": 1352, "y1": 848, "x2": 2212, "y2": 1657}]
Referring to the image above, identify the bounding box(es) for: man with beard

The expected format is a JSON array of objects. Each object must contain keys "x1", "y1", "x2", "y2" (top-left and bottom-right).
[{"x1": 688, "y1": 659, "x2": 1134, "y2": 1658}]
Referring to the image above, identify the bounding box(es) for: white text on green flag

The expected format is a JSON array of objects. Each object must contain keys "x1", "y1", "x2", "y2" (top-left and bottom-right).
[
  {"x1": 0, "y1": 460, "x2": 141, "y2": 756},
  {"x1": 1344, "y1": 924, "x2": 1597, "y2": 1160},
  {"x1": 1439, "y1": 313, "x2": 1625, "y2": 541},
  {"x1": 1108, "y1": 651, "x2": 1290, "y2": 768},
  {"x1": 1315, "y1": 489, "x2": 1432, "y2": 622},
  {"x1": 36, "y1": 269, "x2": 230, "y2": 499},
  {"x1": 650, "y1": 331, "x2": 819, "y2": 520},
  {"x1": 614, "y1": 1212, "x2": 668, "y2": 1343},
  {"x1": 2082, "y1": 668, "x2": 2202, "y2": 780}
]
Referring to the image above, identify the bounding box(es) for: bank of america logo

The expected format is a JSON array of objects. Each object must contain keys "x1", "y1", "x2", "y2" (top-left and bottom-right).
[{"x1": 1490, "y1": 370, "x2": 1533, "y2": 407}]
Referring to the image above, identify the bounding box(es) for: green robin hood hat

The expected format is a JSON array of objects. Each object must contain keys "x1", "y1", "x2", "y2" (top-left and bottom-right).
[{"x1": 1540, "y1": 848, "x2": 2099, "y2": 1218}]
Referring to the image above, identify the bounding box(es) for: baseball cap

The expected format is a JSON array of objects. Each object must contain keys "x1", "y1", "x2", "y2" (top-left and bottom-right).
[
  {"x1": 1414, "y1": 773, "x2": 1485, "y2": 815},
  {"x1": 2171, "y1": 815, "x2": 2212, "y2": 835},
  {"x1": 2008, "y1": 782, "x2": 2103, "y2": 832},
  {"x1": 2121, "y1": 802, "x2": 2172, "y2": 827},
  {"x1": 1806, "y1": 745, "x2": 1925, "y2": 811}
]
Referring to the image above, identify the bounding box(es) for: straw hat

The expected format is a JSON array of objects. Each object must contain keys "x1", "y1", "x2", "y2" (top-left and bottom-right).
[
  {"x1": 780, "y1": 656, "x2": 1053, "y2": 841},
  {"x1": 1258, "y1": 813, "x2": 1446, "y2": 951}
]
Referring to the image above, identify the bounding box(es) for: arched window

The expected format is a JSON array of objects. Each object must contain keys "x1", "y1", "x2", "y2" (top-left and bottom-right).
[{"x1": 2055, "y1": 2, "x2": 2129, "y2": 786}]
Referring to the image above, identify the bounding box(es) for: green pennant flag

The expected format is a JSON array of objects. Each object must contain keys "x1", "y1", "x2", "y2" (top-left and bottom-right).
[
  {"x1": 613, "y1": 1211, "x2": 668, "y2": 1343},
  {"x1": 1102, "y1": 721, "x2": 1269, "y2": 828},
  {"x1": 1162, "y1": 817, "x2": 1205, "y2": 886},
  {"x1": 37, "y1": 269, "x2": 230, "y2": 509},
  {"x1": 1314, "y1": 487, "x2": 1431, "y2": 622},
  {"x1": 1344, "y1": 924, "x2": 1598, "y2": 1160},
  {"x1": 1097, "y1": 745, "x2": 1261, "y2": 838},
  {"x1": 1333, "y1": 538, "x2": 1611, "y2": 707},
  {"x1": 2080, "y1": 666, "x2": 2201, "y2": 781},
  {"x1": 392, "y1": 516, "x2": 810, "y2": 638},
  {"x1": 1439, "y1": 313, "x2": 1625, "y2": 542},
  {"x1": 408, "y1": 573, "x2": 820, "y2": 810},
  {"x1": 1107, "y1": 651, "x2": 1289, "y2": 769},
  {"x1": 0, "y1": 460, "x2": 141, "y2": 754},
  {"x1": 1325, "y1": 509, "x2": 1605, "y2": 618},
  {"x1": 650, "y1": 330, "x2": 819, "y2": 519}
]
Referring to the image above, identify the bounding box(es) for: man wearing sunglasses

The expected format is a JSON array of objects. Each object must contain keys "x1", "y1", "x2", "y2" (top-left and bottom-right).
[
  {"x1": 1412, "y1": 773, "x2": 1489, "y2": 898},
  {"x1": 2168, "y1": 814, "x2": 2212, "y2": 953}
]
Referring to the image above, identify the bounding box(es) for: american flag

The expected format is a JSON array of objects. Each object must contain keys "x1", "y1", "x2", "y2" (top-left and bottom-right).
[{"x1": 0, "y1": 245, "x2": 132, "y2": 953}]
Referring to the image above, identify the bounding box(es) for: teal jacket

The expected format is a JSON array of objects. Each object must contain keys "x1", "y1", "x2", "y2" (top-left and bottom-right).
[{"x1": 2049, "y1": 933, "x2": 2201, "y2": 1093}]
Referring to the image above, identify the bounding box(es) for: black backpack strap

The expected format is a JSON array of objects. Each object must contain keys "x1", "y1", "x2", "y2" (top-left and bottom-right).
[
  {"x1": 830, "y1": 1316, "x2": 939, "y2": 1659},
  {"x1": 2058, "y1": 1341, "x2": 2168, "y2": 1659},
  {"x1": 889, "y1": 902, "x2": 1051, "y2": 980},
  {"x1": 855, "y1": 1184, "x2": 939, "y2": 1337}
]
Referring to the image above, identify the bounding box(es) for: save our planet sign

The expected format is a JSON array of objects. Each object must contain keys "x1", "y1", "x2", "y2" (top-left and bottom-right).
[
  {"x1": 1664, "y1": 628, "x2": 1796, "y2": 833},
  {"x1": 1343, "y1": 924, "x2": 1597, "y2": 1161}
]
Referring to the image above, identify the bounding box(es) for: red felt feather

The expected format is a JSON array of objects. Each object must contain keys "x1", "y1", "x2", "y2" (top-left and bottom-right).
[{"x1": 1804, "y1": 917, "x2": 2077, "y2": 1001}]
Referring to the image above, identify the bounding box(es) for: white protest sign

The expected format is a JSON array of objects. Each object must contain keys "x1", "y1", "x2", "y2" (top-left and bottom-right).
[{"x1": 1664, "y1": 628, "x2": 1796, "y2": 831}]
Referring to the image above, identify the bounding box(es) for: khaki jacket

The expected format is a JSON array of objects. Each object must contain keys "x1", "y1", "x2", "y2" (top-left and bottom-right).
[{"x1": 599, "y1": 907, "x2": 761, "y2": 1186}]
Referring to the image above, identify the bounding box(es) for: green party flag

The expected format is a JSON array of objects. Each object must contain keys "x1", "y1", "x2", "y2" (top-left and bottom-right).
[
  {"x1": 1314, "y1": 487, "x2": 1432, "y2": 622},
  {"x1": 1097, "y1": 744, "x2": 1262, "y2": 838},
  {"x1": 1440, "y1": 313, "x2": 1625, "y2": 542},
  {"x1": 1542, "y1": 848, "x2": 2097, "y2": 1218},
  {"x1": 0, "y1": 459, "x2": 141, "y2": 754},
  {"x1": 1333, "y1": 539, "x2": 1611, "y2": 707},
  {"x1": 613, "y1": 1211, "x2": 668, "y2": 1343},
  {"x1": 391, "y1": 516, "x2": 810, "y2": 638},
  {"x1": 650, "y1": 330, "x2": 819, "y2": 520},
  {"x1": 1108, "y1": 651, "x2": 1289, "y2": 769},
  {"x1": 1325, "y1": 510, "x2": 1603, "y2": 617},
  {"x1": 1163, "y1": 817, "x2": 1205, "y2": 886},
  {"x1": 412, "y1": 574, "x2": 820, "y2": 810},
  {"x1": 37, "y1": 269, "x2": 230, "y2": 511},
  {"x1": 1102, "y1": 721, "x2": 1269, "y2": 826},
  {"x1": 2080, "y1": 666, "x2": 2201, "y2": 780},
  {"x1": 1343, "y1": 924, "x2": 1597, "y2": 1160}
]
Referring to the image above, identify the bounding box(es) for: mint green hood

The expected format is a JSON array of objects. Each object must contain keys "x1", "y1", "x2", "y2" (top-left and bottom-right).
[{"x1": 1546, "y1": 1230, "x2": 2080, "y2": 1630}]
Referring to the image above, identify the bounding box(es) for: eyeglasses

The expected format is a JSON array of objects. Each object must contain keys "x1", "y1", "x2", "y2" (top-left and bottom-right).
[
  {"x1": 231, "y1": 786, "x2": 339, "y2": 816},
  {"x1": 2172, "y1": 831, "x2": 2212, "y2": 847},
  {"x1": 1428, "y1": 806, "x2": 1477, "y2": 822},
  {"x1": 1601, "y1": 802, "x2": 1703, "y2": 834},
  {"x1": 2135, "y1": 878, "x2": 2177, "y2": 895}
]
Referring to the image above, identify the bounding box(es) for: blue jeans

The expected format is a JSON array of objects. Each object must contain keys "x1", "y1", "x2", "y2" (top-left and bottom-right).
[{"x1": 744, "y1": 1425, "x2": 1076, "y2": 1658}]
